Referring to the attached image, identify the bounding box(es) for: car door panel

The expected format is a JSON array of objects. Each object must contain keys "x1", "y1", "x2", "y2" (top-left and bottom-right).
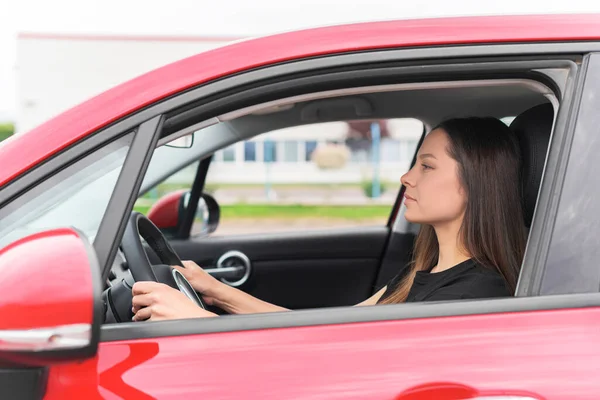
[
  {"x1": 248, "y1": 258, "x2": 380, "y2": 308},
  {"x1": 167, "y1": 226, "x2": 394, "y2": 308},
  {"x1": 46, "y1": 305, "x2": 600, "y2": 399}
]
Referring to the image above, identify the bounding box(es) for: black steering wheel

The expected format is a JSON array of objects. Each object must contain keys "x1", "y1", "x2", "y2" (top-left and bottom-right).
[{"x1": 121, "y1": 212, "x2": 206, "y2": 310}]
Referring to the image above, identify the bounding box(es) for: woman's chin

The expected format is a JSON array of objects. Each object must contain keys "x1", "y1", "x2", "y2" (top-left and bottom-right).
[
  {"x1": 404, "y1": 212, "x2": 421, "y2": 224},
  {"x1": 404, "y1": 211, "x2": 432, "y2": 225}
]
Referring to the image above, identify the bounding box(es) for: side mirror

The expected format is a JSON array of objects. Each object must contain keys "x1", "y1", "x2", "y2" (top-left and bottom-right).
[
  {"x1": 0, "y1": 228, "x2": 101, "y2": 366},
  {"x1": 186, "y1": 192, "x2": 220, "y2": 235},
  {"x1": 146, "y1": 189, "x2": 188, "y2": 236},
  {"x1": 147, "y1": 191, "x2": 220, "y2": 236}
]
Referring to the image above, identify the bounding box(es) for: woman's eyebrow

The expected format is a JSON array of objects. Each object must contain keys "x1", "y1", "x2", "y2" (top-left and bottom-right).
[{"x1": 419, "y1": 153, "x2": 437, "y2": 160}]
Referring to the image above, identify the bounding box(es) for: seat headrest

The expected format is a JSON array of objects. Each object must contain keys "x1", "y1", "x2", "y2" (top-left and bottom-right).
[{"x1": 509, "y1": 103, "x2": 554, "y2": 228}]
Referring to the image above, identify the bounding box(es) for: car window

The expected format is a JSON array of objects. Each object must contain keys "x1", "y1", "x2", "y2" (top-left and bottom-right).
[
  {"x1": 201, "y1": 119, "x2": 423, "y2": 235},
  {"x1": 0, "y1": 133, "x2": 133, "y2": 248}
]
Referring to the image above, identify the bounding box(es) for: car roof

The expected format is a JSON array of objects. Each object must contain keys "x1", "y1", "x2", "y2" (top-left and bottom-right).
[{"x1": 2, "y1": 13, "x2": 600, "y2": 187}]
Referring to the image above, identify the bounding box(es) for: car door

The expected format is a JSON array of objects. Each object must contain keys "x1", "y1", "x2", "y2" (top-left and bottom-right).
[{"x1": 42, "y1": 51, "x2": 600, "y2": 400}]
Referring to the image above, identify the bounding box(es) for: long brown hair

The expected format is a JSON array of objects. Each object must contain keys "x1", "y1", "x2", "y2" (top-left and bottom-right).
[{"x1": 380, "y1": 117, "x2": 527, "y2": 304}]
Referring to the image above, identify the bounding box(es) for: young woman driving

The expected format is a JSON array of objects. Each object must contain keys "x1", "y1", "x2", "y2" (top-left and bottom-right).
[{"x1": 131, "y1": 117, "x2": 527, "y2": 321}]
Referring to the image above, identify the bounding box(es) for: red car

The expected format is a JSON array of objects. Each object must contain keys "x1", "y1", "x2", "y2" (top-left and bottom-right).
[{"x1": 2, "y1": 14, "x2": 600, "y2": 399}]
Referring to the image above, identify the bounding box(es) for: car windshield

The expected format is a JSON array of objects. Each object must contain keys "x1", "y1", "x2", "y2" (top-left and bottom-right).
[{"x1": 0, "y1": 134, "x2": 132, "y2": 249}]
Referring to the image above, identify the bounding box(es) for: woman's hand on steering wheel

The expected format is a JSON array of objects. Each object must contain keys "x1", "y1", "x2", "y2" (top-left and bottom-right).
[
  {"x1": 132, "y1": 281, "x2": 217, "y2": 322},
  {"x1": 172, "y1": 260, "x2": 227, "y2": 306}
]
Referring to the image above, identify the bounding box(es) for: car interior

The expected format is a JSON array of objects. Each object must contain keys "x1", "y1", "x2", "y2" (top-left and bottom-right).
[{"x1": 103, "y1": 78, "x2": 557, "y2": 324}]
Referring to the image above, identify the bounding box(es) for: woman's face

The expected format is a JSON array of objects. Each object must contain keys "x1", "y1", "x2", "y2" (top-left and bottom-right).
[{"x1": 401, "y1": 128, "x2": 467, "y2": 226}]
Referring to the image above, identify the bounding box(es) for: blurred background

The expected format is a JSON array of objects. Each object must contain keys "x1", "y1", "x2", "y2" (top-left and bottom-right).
[{"x1": 2, "y1": 0, "x2": 599, "y2": 234}]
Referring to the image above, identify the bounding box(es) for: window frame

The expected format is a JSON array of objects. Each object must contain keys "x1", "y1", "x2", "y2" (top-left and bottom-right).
[
  {"x1": 155, "y1": 63, "x2": 573, "y2": 244},
  {"x1": 105, "y1": 55, "x2": 586, "y2": 340}
]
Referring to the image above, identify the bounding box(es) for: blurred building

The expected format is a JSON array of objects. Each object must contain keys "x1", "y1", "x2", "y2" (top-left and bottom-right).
[{"x1": 207, "y1": 119, "x2": 422, "y2": 184}]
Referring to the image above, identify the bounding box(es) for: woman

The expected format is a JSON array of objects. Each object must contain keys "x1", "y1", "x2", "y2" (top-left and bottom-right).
[{"x1": 131, "y1": 117, "x2": 527, "y2": 321}]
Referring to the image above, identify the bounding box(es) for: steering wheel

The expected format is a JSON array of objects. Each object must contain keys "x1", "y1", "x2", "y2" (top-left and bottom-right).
[{"x1": 121, "y1": 212, "x2": 206, "y2": 310}]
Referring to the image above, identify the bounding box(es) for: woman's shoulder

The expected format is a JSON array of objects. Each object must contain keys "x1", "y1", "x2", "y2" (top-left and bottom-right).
[{"x1": 448, "y1": 262, "x2": 512, "y2": 298}]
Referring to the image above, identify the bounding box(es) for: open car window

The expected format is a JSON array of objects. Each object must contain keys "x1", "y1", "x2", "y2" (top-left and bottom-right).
[{"x1": 202, "y1": 119, "x2": 423, "y2": 235}]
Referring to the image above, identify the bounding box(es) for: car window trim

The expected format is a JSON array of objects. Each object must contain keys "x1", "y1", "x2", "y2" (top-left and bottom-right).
[
  {"x1": 101, "y1": 291, "x2": 600, "y2": 342},
  {"x1": 98, "y1": 56, "x2": 583, "y2": 337},
  {"x1": 95, "y1": 116, "x2": 163, "y2": 280}
]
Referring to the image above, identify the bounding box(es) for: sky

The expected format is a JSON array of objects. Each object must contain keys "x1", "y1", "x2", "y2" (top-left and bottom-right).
[{"x1": 2, "y1": 0, "x2": 600, "y2": 121}]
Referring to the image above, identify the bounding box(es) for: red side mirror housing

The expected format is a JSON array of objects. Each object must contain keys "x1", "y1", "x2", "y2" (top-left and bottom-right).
[
  {"x1": 147, "y1": 190, "x2": 220, "y2": 236},
  {"x1": 0, "y1": 228, "x2": 102, "y2": 366},
  {"x1": 147, "y1": 189, "x2": 187, "y2": 231}
]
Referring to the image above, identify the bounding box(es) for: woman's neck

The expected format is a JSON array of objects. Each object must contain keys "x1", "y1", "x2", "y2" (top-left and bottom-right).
[{"x1": 432, "y1": 218, "x2": 470, "y2": 273}]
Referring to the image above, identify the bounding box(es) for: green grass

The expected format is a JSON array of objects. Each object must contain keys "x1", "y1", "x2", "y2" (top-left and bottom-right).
[
  {"x1": 134, "y1": 203, "x2": 390, "y2": 220},
  {"x1": 221, "y1": 204, "x2": 389, "y2": 219},
  {"x1": 134, "y1": 204, "x2": 151, "y2": 215}
]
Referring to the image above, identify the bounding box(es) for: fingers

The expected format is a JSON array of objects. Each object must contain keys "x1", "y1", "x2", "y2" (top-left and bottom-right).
[
  {"x1": 132, "y1": 293, "x2": 153, "y2": 311},
  {"x1": 132, "y1": 281, "x2": 164, "y2": 295},
  {"x1": 172, "y1": 265, "x2": 189, "y2": 276},
  {"x1": 181, "y1": 260, "x2": 199, "y2": 269},
  {"x1": 132, "y1": 305, "x2": 153, "y2": 321},
  {"x1": 131, "y1": 282, "x2": 169, "y2": 321}
]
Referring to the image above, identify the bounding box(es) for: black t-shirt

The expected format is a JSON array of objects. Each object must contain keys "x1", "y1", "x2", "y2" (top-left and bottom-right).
[{"x1": 377, "y1": 259, "x2": 511, "y2": 303}]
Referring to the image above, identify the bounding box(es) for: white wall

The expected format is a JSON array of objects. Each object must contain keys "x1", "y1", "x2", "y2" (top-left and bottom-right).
[{"x1": 16, "y1": 34, "x2": 233, "y2": 133}]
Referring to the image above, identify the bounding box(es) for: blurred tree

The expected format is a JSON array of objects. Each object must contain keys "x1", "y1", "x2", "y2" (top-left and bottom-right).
[{"x1": 0, "y1": 123, "x2": 14, "y2": 142}]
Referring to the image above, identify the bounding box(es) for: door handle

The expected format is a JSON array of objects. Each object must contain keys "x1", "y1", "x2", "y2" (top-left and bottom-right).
[
  {"x1": 203, "y1": 266, "x2": 245, "y2": 280},
  {"x1": 203, "y1": 250, "x2": 251, "y2": 287}
]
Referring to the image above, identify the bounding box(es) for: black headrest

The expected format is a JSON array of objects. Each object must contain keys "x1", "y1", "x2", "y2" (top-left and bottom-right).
[{"x1": 509, "y1": 103, "x2": 554, "y2": 228}]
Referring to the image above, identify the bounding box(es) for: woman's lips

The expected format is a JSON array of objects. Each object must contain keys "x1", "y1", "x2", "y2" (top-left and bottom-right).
[{"x1": 404, "y1": 193, "x2": 417, "y2": 202}]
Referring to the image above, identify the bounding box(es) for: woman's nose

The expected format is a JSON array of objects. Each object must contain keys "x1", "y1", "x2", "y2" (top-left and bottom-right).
[{"x1": 401, "y1": 169, "x2": 415, "y2": 187}]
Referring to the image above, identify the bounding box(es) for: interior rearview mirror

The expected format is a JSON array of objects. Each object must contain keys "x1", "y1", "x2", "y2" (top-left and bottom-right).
[{"x1": 165, "y1": 134, "x2": 194, "y2": 149}]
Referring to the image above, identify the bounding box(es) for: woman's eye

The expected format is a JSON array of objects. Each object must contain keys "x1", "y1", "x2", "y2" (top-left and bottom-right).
[{"x1": 421, "y1": 163, "x2": 432, "y2": 170}]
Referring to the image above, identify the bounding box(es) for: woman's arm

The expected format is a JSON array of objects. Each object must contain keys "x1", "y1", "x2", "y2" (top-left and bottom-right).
[
  {"x1": 210, "y1": 283, "x2": 288, "y2": 314},
  {"x1": 174, "y1": 261, "x2": 287, "y2": 314},
  {"x1": 215, "y1": 284, "x2": 388, "y2": 312},
  {"x1": 174, "y1": 261, "x2": 387, "y2": 314}
]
